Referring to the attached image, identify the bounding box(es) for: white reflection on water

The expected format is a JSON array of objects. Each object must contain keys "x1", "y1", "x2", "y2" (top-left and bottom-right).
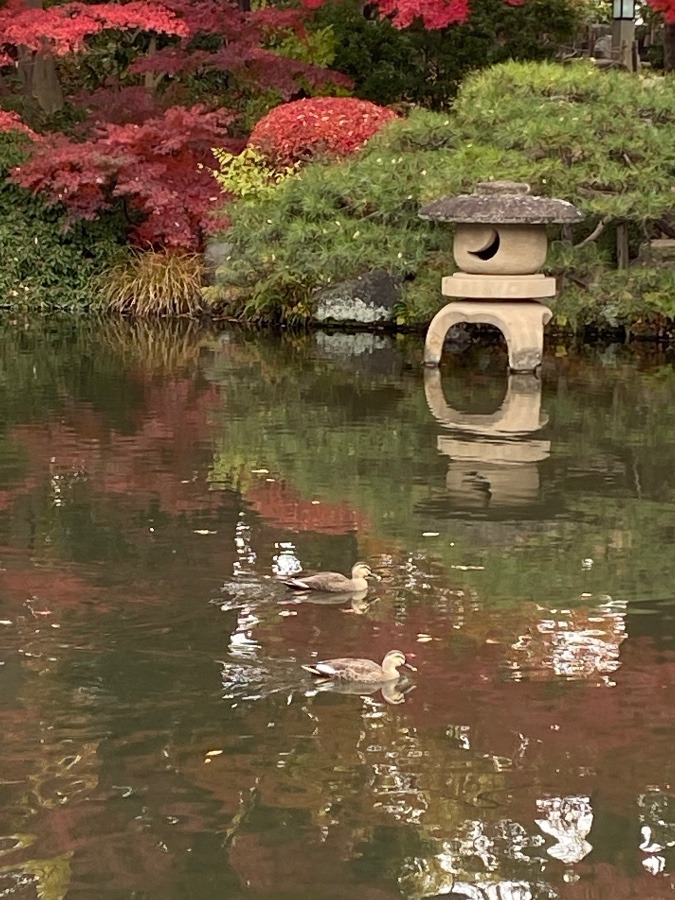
[
  {"x1": 535, "y1": 795, "x2": 593, "y2": 864},
  {"x1": 508, "y1": 597, "x2": 627, "y2": 683},
  {"x1": 399, "y1": 821, "x2": 554, "y2": 899},
  {"x1": 272, "y1": 541, "x2": 302, "y2": 577},
  {"x1": 638, "y1": 789, "x2": 675, "y2": 878},
  {"x1": 232, "y1": 513, "x2": 256, "y2": 576}
]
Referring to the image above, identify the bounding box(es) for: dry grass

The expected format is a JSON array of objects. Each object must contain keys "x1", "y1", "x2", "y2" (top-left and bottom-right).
[{"x1": 100, "y1": 250, "x2": 207, "y2": 317}]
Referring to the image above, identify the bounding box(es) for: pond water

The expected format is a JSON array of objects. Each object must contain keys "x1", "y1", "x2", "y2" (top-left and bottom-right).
[{"x1": 0, "y1": 320, "x2": 673, "y2": 900}]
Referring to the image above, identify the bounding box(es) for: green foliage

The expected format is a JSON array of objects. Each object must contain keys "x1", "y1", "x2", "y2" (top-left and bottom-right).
[
  {"x1": 451, "y1": 61, "x2": 675, "y2": 221},
  {"x1": 100, "y1": 251, "x2": 206, "y2": 317},
  {"x1": 552, "y1": 266, "x2": 675, "y2": 334},
  {"x1": 212, "y1": 62, "x2": 675, "y2": 328},
  {"x1": 310, "y1": 0, "x2": 585, "y2": 108},
  {"x1": 204, "y1": 333, "x2": 675, "y2": 605},
  {"x1": 210, "y1": 144, "x2": 453, "y2": 322},
  {"x1": 265, "y1": 24, "x2": 338, "y2": 68},
  {"x1": 210, "y1": 146, "x2": 297, "y2": 198},
  {"x1": 0, "y1": 132, "x2": 123, "y2": 312}
]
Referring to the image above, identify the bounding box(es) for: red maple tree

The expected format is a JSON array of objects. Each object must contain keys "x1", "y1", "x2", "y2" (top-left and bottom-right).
[
  {"x1": 300, "y1": 0, "x2": 525, "y2": 29},
  {"x1": 11, "y1": 105, "x2": 240, "y2": 250},
  {"x1": 648, "y1": 0, "x2": 675, "y2": 22},
  {"x1": 0, "y1": 0, "x2": 350, "y2": 249}
]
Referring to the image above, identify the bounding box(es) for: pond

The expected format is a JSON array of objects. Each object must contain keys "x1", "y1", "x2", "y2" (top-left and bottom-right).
[{"x1": 0, "y1": 320, "x2": 673, "y2": 900}]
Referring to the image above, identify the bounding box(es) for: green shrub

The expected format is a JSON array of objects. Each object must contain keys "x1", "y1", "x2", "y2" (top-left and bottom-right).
[
  {"x1": 311, "y1": 0, "x2": 584, "y2": 108},
  {"x1": 211, "y1": 62, "x2": 675, "y2": 329},
  {"x1": 0, "y1": 132, "x2": 124, "y2": 312}
]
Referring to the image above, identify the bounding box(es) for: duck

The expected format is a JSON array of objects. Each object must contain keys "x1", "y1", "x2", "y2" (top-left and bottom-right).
[
  {"x1": 302, "y1": 649, "x2": 416, "y2": 684},
  {"x1": 283, "y1": 562, "x2": 380, "y2": 594}
]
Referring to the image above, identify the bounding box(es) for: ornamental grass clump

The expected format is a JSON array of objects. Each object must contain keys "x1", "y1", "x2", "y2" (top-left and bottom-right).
[
  {"x1": 101, "y1": 251, "x2": 206, "y2": 317},
  {"x1": 248, "y1": 96, "x2": 398, "y2": 167}
]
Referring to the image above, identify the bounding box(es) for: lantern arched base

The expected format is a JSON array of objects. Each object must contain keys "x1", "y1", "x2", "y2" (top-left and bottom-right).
[{"x1": 423, "y1": 300, "x2": 553, "y2": 373}]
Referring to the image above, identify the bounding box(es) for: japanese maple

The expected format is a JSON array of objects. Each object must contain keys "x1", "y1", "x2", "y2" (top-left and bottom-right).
[
  {"x1": 249, "y1": 97, "x2": 397, "y2": 167},
  {"x1": 0, "y1": 0, "x2": 353, "y2": 249},
  {"x1": 0, "y1": 0, "x2": 187, "y2": 58},
  {"x1": 300, "y1": 0, "x2": 526, "y2": 29},
  {"x1": 647, "y1": 0, "x2": 675, "y2": 22},
  {"x1": 11, "y1": 105, "x2": 240, "y2": 250}
]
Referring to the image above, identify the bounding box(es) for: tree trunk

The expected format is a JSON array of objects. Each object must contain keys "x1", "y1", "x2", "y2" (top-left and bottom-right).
[
  {"x1": 664, "y1": 22, "x2": 675, "y2": 72},
  {"x1": 17, "y1": 0, "x2": 64, "y2": 114},
  {"x1": 18, "y1": 50, "x2": 64, "y2": 115}
]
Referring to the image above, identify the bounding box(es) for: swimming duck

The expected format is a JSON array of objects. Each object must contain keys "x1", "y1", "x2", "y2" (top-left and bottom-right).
[
  {"x1": 284, "y1": 562, "x2": 379, "y2": 594},
  {"x1": 302, "y1": 649, "x2": 416, "y2": 683}
]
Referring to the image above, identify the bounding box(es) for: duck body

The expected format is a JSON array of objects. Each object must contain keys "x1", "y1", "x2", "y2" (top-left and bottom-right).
[
  {"x1": 284, "y1": 562, "x2": 377, "y2": 594},
  {"x1": 302, "y1": 650, "x2": 415, "y2": 684}
]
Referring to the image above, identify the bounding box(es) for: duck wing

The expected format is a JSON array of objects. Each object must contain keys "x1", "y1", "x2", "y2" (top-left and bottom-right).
[
  {"x1": 302, "y1": 657, "x2": 382, "y2": 681},
  {"x1": 284, "y1": 571, "x2": 349, "y2": 592}
]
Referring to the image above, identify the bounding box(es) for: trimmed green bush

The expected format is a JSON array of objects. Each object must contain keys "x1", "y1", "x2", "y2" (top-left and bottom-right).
[{"x1": 211, "y1": 62, "x2": 675, "y2": 331}]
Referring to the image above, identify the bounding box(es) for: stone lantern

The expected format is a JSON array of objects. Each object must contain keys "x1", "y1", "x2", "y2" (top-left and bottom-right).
[{"x1": 419, "y1": 181, "x2": 583, "y2": 372}]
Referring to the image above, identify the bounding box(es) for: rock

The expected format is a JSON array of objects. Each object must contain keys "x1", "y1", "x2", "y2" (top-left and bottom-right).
[
  {"x1": 634, "y1": 238, "x2": 675, "y2": 268},
  {"x1": 204, "y1": 238, "x2": 234, "y2": 283},
  {"x1": 312, "y1": 270, "x2": 400, "y2": 325}
]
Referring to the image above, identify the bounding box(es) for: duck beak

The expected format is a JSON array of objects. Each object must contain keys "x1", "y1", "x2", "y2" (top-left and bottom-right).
[
  {"x1": 403, "y1": 660, "x2": 417, "y2": 672},
  {"x1": 368, "y1": 571, "x2": 382, "y2": 581}
]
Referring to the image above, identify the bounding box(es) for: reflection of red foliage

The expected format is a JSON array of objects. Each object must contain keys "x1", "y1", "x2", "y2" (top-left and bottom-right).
[
  {"x1": 6, "y1": 377, "x2": 224, "y2": 518},
  {"x1": 0, "y1": 565, "x2": 104, "y2": 611},
  {"x1": 246, "y1": 477, "x2": 369, "y2": 534},
  {"x1": 562, "y1": 861, "x2": 675, "y2": 899}
]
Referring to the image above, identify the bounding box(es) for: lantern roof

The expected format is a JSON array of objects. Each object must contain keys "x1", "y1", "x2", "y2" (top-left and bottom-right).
[{"x1": 419, "y1": 181, "x2": 583, "y2": 225}]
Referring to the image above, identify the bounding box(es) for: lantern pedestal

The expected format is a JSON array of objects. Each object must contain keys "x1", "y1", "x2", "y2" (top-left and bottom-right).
[
  {"x1": 423, "y1": 300, "x2": 552, "y2": 373},
  {"x1": 441, "y1": 273, "x2": 556, "y2": 300}
]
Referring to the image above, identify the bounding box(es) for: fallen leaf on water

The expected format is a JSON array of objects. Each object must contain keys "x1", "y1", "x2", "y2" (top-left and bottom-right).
[
  {"x1": 205, "y1": 749, "x2": 223, "y2": 757},
  {"x1": 193, "y1": 530, "x2": 217, "y2": 535}
]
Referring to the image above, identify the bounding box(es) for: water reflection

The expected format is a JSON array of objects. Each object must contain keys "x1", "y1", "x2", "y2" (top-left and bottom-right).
[
  {"x1": 0, "y1": 323, "x2": 673, "y2": 898},
  {"x1": 424, "y1": 369, "x2": 550, "y2": 511}
]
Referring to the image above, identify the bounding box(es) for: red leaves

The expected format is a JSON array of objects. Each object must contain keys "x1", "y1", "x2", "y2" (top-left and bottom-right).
[
  {"x1": 11, "y1": 105, "x2": 239, "y2": 250},
  {"x1": 0, "y1": 110, "x2": 41, "y2": 140},
  {"x1": 249, "y1": 97, "x2": 397, "y2": 167},
  {"x1": 299, "y1": 0, "x2": 527, "y2": 29},
  {"x1": 0, "y1": 0, "x2": 187, "y2": 56},
  {"x1": 647, "y1": 0, "x2": 675, "y2": 23}
]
